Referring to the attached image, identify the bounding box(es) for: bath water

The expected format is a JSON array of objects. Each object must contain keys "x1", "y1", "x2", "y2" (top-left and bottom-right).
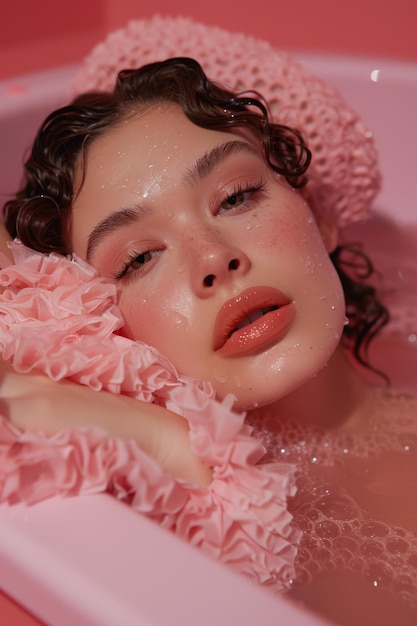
[{"x1": 249, "y1": 388, "x2": 417, "y2": 625}]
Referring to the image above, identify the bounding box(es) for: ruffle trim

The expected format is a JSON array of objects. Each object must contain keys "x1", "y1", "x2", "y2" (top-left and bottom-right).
[{"x1": 0, "y1": 241, "x2": 300, "y2": 589}]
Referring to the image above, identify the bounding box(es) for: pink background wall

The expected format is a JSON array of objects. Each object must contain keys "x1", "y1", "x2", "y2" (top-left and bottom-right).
[{"x1": 1, "y1": 0, "x2": 416, "y2": 80}]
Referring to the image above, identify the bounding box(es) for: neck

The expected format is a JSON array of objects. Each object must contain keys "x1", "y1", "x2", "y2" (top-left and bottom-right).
[{"x1": 249, "y1": 347, "x2": 373, "y2": 432}]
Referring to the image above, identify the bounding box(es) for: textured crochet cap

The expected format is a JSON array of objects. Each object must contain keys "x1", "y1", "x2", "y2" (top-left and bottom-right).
[{"x1": 72, "y1": 15, "x2": 381, "y2": 229}]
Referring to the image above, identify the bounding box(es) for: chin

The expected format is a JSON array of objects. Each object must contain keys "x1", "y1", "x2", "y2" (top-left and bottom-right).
[
  {"x1": 211, "y1": 375, "x2": 300, "y2": 413},
  {"x1": 217, "y1": 343, "x2": 340, "y2": 414}
]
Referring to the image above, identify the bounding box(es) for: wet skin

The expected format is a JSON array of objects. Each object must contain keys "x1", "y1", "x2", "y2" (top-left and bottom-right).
[{"x1": 71, "y1": 104, "x2": 345, "y2": 411}]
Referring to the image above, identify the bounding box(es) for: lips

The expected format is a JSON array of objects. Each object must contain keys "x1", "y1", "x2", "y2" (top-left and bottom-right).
[{"x1": 213, "y1": 286, "x2": 295, "y2": 357}]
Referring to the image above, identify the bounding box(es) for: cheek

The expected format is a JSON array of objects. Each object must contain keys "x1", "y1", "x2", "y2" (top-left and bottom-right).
[
  {"x1": 248, "y1": 195, "x2": 317, "y2": 249},
  {"x1": 247, "y1": 203, "x2": 326, "y2": 278},
  {"x1": 116, "y1": 291, "x2": 159, "y2": 343},
  {"x1": 116, "y1": 282, "x2": 194, "y2": 357},
  {"x1": 253, "y1": 200, "x2": 345, "y2": 334}
]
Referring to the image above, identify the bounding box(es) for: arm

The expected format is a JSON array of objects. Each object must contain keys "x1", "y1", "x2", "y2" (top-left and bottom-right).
[
  {"x1": 0, "y1": 230, "x2": 210, "y2": 485},
  {"x1": 0, "y1": 362, "x2": 212, "y2": 486},
  {"x1": 0, "y1": 360, "x2": 301, "y2": 593}
]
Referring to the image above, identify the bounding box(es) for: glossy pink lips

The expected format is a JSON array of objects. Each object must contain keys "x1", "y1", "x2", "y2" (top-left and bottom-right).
[{"x1": 213, "y1": 286, "x2": 295, "y2": 357}]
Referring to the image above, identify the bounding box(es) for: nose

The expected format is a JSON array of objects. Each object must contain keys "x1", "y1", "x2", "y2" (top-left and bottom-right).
[{"x1": 188, "y1": 229, "x2": 251, "y2": 298}]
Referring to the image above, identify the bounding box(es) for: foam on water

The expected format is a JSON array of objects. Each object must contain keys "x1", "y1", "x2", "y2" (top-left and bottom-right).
[{"x1": 249, "y1": 389, "x2": 417, "y2": 624}]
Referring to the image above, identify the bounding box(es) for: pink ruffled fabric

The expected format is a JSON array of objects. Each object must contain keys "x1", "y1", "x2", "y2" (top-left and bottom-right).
[{"x1": 0, "y1": 241, "x2": 300, "y2": 590}]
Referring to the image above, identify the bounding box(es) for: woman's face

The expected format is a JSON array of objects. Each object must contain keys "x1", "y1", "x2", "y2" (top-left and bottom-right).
[{"x1": 71, "y1": 104, "x2": 345, "y2": 410}]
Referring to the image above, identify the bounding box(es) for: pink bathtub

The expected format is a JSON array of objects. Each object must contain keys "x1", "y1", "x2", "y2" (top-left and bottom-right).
[{"x1": 0, "y1": 53, "x2": 416, "y2": 625}]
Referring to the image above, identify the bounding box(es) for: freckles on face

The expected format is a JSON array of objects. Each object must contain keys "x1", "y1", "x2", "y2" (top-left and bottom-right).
[
  {"x1": 248, "y1": 190, "x2": 324, "y2": 264},
  {"x1": 71, "y1": 104, "x2": 345, "y2": 409}
]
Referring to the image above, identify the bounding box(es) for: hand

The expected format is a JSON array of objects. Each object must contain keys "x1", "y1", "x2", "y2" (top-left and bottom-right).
[{"x1": 0, "y1": 362, "x2": 212, "y2": 486}]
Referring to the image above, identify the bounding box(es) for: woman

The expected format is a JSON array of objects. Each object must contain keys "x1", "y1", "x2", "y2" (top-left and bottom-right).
[{"x1": 2, "y1": 58, "x2": 416, "y2": 624}]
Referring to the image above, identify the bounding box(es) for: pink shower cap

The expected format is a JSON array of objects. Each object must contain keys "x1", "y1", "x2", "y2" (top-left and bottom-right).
[{"x1": 72, "y1": 15, "x2": 380, "y2": 229}]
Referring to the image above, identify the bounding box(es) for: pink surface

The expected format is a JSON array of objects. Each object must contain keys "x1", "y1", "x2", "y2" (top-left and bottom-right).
[
  {"x1": 0, "y1": 1, "x2": 416, "y2": 80},
  {"x1": 0, "y1": 52, "x2": 416, "y2": 626},
  {"x1": 0, "y1": 495, "x2": 330, "y2": 626},
  {"x1": 0, "y1": 592, "x2": 41, "y2": 626}
]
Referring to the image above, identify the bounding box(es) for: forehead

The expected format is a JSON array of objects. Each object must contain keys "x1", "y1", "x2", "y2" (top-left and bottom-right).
[
  {"x1": 86, "y1": 103, "x2": 248, "y2": 170},
  {"x1": 71, "y1": 104, "x2": 262, "y2": 256}
]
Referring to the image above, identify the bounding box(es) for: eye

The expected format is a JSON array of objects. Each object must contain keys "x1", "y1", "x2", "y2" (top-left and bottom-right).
[
  {"x1": 220, "y1": 191, "x2": 247, "y2": 211},
  {"x1": 113, "y1": 249, "x2": 158, "y2": 280},
  {"x1": 128, "y1": 251, "x2": 153, "y2": 270},
  {"x1": 217, "y1": 181, "x2": 266, "y2": 215}
]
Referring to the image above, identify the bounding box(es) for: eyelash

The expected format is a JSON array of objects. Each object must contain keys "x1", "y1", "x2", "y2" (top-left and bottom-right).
[
  {"x1": 111, "y1": 249, "x2": 160, "y2": 281},
  {"x1": 217, "y1": 179, "x2": 266, "y2": 215},
  {"x1": 112, "y1": 179, "x2": 267, "y2": 281}
]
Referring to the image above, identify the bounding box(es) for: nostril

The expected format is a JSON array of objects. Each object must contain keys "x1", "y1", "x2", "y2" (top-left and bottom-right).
[{"x1": 203, "y1": 259, "x2": 240, "y2": 287}]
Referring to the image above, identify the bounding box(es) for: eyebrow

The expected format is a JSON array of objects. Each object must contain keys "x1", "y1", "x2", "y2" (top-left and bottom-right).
[
  {"x1": 183, "y1": 140, "x2": 260, "y2": 185},
  {"x1": 86, "y1": 140, "x2": 261, "y2": 260},
  {"x1": 86, "y1": 205, "x2": 150, "y2": 261}
]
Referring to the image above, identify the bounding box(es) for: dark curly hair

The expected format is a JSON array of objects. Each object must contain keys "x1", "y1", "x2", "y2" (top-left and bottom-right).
[{"x1": 2, "y1": 56, "x2": 388, "y2": 377}]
